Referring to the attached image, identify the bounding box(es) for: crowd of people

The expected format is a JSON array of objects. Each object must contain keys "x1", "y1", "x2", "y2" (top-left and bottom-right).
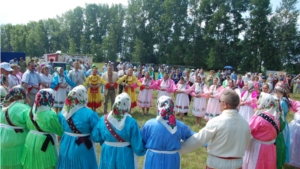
[{"x1": 0, "y1": 58, "x2": 300, "y2": 169}]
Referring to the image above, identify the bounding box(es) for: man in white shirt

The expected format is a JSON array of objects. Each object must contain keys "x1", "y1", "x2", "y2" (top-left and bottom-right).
[
  {"x1": 243, "y1": 72, "x2": 251, "y2": 83},
  {"x1": 118, "y1": 65, "x2": 126, "y2": 94},
  {"x1": 68, "y1": 61, "x2": 86, "y2": 87},
  {"x1": 102, "y1": 65, "x2": 119, "y2": 114},
  {"x1": 117, "y1": 62, "x2": 123, "y2": 70},
  {"x1": 180, "y1": 89, "x2": 251, "y2": 169}
]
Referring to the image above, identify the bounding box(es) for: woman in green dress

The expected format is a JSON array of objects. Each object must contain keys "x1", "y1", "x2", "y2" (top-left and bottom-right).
[
  {"x1": 0, "y1": 85, "x2": 30, "y2": 169},
  {"x1": 22, "y1": 88, "x2": 63, "y2": 169}
]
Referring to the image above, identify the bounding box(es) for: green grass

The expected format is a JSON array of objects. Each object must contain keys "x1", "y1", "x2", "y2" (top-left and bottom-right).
[{"x1": 93, "y1": 62, "x2": 300, "y2": 169}]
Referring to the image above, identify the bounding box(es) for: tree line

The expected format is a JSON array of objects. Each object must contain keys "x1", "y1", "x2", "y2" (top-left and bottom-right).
[{"x1": 1, "y1": 0, "x2": 300, "y2": 73}]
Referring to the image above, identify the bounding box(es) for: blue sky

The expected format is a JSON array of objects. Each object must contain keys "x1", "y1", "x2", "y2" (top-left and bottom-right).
[{"x1": 0, "y1": 0, "x2": 299, "y2": 25}]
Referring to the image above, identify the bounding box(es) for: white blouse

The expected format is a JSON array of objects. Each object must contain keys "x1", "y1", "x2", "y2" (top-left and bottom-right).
[
  {"x1": 8, "y1": 74, "x2": 21, "y2": 90},
  {"x1": 40, "y1": 74, "x2": 53, "y2": 89}
]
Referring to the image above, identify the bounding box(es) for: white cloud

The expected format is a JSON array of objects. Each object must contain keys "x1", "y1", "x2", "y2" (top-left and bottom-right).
[
  {"x1": 0, "y1": 0, "x2": 128, "y2": 25},
  {"x1": 0, "y1": 0, "x2": 299, "y2": 25}
]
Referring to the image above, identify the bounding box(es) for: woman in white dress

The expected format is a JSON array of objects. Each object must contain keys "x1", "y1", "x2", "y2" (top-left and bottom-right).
[
  {"x1": 137, "y1": 72, "x2": 156, "y2": 115},
  {"x1": 190, "y1": 76, "x2": 208, "y2": 125},
  {"x1": 205, "y1": 78, "x2": 225, "y2": 121},
  {"x1": 239, "y1": 81, "x2": 259, "y2": 122},
  {"x1": 50, "y1": 67, "x2": 76, "y2": 113},
  {"x1": 39, "y1": 65, "x2": 53, "y2": 89},
  {"x1": 7, "y1": 64, "x2": 22, "y2": 90},
  {"x1": 156, "y1": 72, "x2": 175, "y2": 99},
  {"x1": 174, "y1": 77, "x2": 191, "y2": 120}
]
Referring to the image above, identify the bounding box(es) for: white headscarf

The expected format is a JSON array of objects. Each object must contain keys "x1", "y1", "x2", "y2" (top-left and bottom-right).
[
  {"x1": 247, "y1": 81, "x2": 255, "y2": 92},
  {"x1": 32, "y1": 88, "x2": 55, "y2": 120},
  {"x1": 62, "y1": 85, "x2": 88, "y2": 120},
  {"x1": 255, "y1": 92, "x2": 279, "y2": 120},
  {"x1": 156, "y1": 96, "x2": 177, "y2": 134},
  {"x1": 107, "y1": 93, "x2": 131, "y2": 130}
]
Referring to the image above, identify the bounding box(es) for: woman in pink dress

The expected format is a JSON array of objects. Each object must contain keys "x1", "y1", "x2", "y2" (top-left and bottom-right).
[
  {"x1": 190, "y1": 76, "x2": 208, "y2": 125},
  {"x1": 239, "y1": 81, "x2": 259, "y2": 122},
  {"x1": 156, "y1": 72, "x2": 175, "y2": 99},
  {"x1": 205, "y1": 78, "x2": 224, "y2": 121},
  {"x1": 137, "y1": 72, "x2": 157, "y2": 115},
  {"x1": 243, "y1": 93, "x2": 279, "y2": 169},
  {"x1": 174, "y1": 77, "x2": 191, "y2": 120}
]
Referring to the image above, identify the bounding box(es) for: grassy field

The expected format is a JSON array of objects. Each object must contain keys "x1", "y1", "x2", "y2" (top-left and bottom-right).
[{"x1": 93, "y1": 62, "x2": 299, "y2": 169}]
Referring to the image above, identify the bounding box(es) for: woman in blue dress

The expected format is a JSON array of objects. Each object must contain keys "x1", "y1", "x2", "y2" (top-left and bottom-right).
[
  {"x1": 275, "y1": 81, "x2": 291, "y2": 163},
  {"x1": 57, "y1": 85, "x2": 99, "y2": 169},
  {"x1": 141, "y1": 96, "x2": 195, "y2": 169},
  {"x1": 91, "y1": 93, "x2": 146, "y2": 169}
]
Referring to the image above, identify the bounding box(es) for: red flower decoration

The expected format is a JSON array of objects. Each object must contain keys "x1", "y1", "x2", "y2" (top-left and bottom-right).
[
  {"x1": 75, "y1": 99, "x2": 79, "y2": 104},
  {"x1": 161, "y1": 109, "x2": 167, "y2": 116},
  {"x1": 113, "y1": 108, "x2": 119, "y2": 115},
  {"x1": 65, "y1": 98, "x2": 72, "y2": 105},
  {"x1": 169, "y1": 114, "x2": 176, "y2": 125}
]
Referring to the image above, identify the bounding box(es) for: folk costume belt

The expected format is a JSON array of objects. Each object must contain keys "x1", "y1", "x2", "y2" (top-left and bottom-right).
[
  {"x1": 29, "y1": 110, "x2": 55, "y2": 152},
  {"x1": 0, "y1": 123, "x2": 24, "y2": 132},
  {"x1": 148, "y1": 149, "x2": 178, "y2": 154},
  {"x1": 66, "y1": 117, "x2": 93, "y2": 150},
  {"x1": 124, "y1": 86, "x2": 134, "y2": 92},
  {"x1": 90, "y1": 87, "x2": 99, "y2": 94},
  {"x1": 4, "y1": 109, "x2": 24, "y2": 133},
  {"x1": 104, "y1": 141, "x2": 130, "y2": 147},
  {"x1": 213, "y1": 155, "x2": 242, "y2": 160},
  {"x1": 253, "y1": 138, "x2": 275, "y2": 145},
  {"x1": 30, "y1": 130, "x2": 54, "y2": 152}
]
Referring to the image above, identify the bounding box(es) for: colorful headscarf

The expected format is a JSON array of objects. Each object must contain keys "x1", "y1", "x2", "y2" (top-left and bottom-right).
[
  {"x1": 255, "y1": 93, "x2": 280, "y2": 120},
  {"x1": 107, "y1": 93, "x2": 131, "y2": 130},
  {"x1": 156, "y1": 96, "x2": 177, "y2": 134},
  {"x1": 3, "y1": 85, "x2": 26, "y2": 111},
  {"x1": 62, "y1": 85, "x2": 87, "y2": 120},
  {"x1": 32, "y1": 88, "x2": 55, "y2": 120}
]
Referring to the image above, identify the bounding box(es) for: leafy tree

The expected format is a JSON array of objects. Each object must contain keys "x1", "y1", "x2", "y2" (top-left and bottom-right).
[
  {"x1": 68, "y1": 38, "x2": 76, "y2": 54},
  {"x1": 10, "y1": 24, "x2": 27, "y2": 52},
  {"x1": 242, "y1": 0, "x2": 273, "y2": 72},
  {"x1": 271, "y1": 0, "x2": 300, "y2": 73}
]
